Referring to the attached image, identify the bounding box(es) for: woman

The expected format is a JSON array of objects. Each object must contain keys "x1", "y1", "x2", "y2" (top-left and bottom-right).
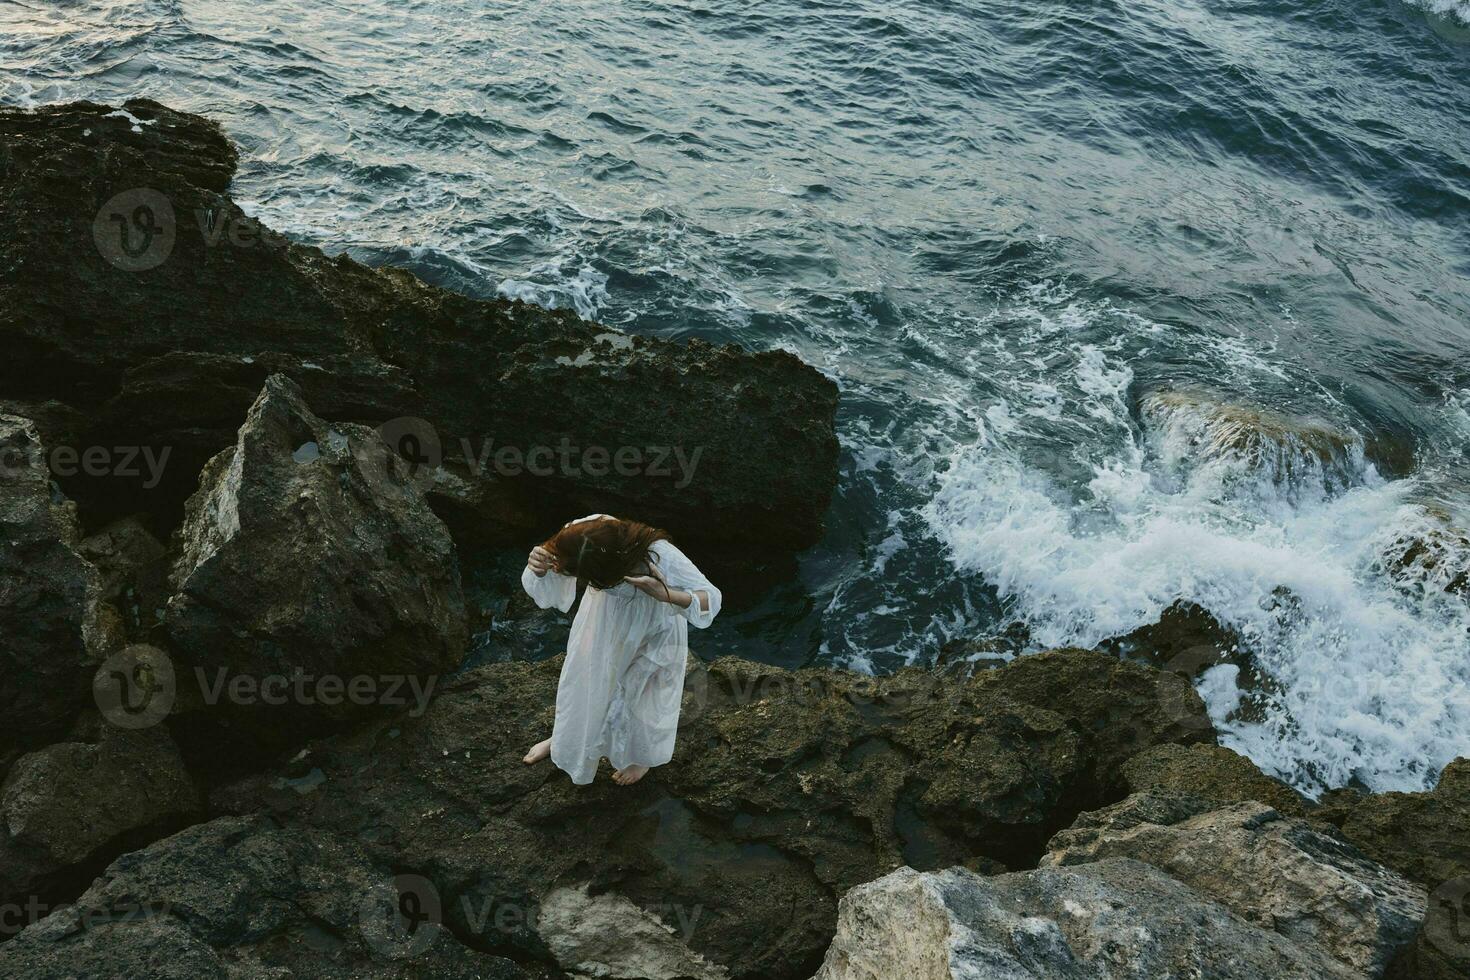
[{"x1": 520, "y1": 514, "x2": 721, "y2": 785}]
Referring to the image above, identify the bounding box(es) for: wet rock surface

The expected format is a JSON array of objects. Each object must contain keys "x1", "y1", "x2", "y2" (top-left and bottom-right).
[
  {"x1": 813, "y1": 860, "x2": 1363, "y2": 980},
  {"x1": 0, "y1": 815, "x2": 554, "y2": 979},
  {"x1": 1316, "y1": 758, "x2": 1470, "y2": 980},
  {"x1": 1042, "y1": 790, "x2": 1425, "y2": 976},
  {"x1": 1120, "y1": 742, "x2": 1311, "y2": 816},
  {"x1": 0, "y1": 99, "x2": 840, "y2": 558}
]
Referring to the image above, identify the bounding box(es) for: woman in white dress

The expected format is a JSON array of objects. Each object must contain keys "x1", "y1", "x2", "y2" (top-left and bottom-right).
[{"x1": 520, "y1": 514, "x2": 721, "y2": 785}]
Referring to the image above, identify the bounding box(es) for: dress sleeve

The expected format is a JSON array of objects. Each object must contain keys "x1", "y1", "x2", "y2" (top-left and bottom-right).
[
  {"x1": 519, "y1": 515, "x2": 608, "y2": 612},
  {"x1": 654, "y1": 541, "x2": 722, "y2": 629},
  {"x1": 521, "y1": 565, "x2": 577, "y2": 613}
]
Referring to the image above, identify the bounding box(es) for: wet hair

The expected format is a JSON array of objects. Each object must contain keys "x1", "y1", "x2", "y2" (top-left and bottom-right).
[{"x1": 542, "y1": 517, "x2": 672, "y2": 591}]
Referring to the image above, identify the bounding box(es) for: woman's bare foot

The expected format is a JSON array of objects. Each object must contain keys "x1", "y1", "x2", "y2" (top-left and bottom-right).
[
  {"x1": 523, "y1": 739, "x2": 551, "y2": 765},
  {"x1": 612, "y1": 764, "x2": 648, "y2": 785}
]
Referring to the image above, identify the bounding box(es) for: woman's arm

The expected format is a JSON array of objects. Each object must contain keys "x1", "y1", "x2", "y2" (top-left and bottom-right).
[
  {"x1": 522, "y1": 545, "x2": 577, "y2": 613},
  {"x1": 626, "y1": 542, "x2": 722, "y2": 628}
]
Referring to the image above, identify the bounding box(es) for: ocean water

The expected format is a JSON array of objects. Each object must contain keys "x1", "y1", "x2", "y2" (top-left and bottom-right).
[{"x1": 3, "y1": 0, "x2": 1468, "y2": 795}]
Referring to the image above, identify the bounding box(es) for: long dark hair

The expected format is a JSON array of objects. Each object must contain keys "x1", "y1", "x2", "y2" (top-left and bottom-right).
[{"x1": 542, "y1": 517, "x2": 671, "y2": 590}]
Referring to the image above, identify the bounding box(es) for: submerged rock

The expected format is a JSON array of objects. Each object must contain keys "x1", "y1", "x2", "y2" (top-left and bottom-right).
[
  {"x1": 1042, "y1": 791, "x2": 1424, "y2": 976},
  {"x1": 1138, "y1": 388, "x2": 1399, "y2": 490},
  {"x1": 812, "y1": 860, "x2": 1362, "y2": 980},
  {"x1": 0, "y1": 98, "x2": 839, "y2": 558},
  {"x1": 1373, "y1": 508, "x2": 1470, "y2": 601},
  {"x1": 163, "y1": 375, "x2": 467, "y2": 753}
]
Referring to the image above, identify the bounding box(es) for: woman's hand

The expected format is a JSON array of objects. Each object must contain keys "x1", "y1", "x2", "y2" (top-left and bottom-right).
[
  {"x1": 624, "y1": 571, "x2": 692, "y2": 608},
  {"x1": 624, "y1": 571, "x2": 673, "y2": 602},
  {"x1": 527, "y1": 546, "x2": 558, "y2": 577}
]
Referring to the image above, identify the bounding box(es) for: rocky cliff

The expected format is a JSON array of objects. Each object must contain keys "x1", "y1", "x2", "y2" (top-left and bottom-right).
[{"x1": 0, "y1": 99, "x2": 1463, "y2": 980}]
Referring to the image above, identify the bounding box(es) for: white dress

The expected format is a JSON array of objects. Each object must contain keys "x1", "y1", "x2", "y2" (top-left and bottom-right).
[{"x1": 520, "y1": 515, "x2": 722, "y2": 785}]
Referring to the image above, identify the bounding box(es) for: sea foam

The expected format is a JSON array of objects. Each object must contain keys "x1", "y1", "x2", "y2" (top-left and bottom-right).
[{"x1": 921, "y1": 296, "x2": 1470, "y2": 796}]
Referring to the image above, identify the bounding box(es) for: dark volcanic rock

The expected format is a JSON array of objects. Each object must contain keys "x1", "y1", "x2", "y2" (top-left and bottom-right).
[
  {"x1": 1121, "y1": 742, "x2": 1311, "y2": 817},
  {"x1": 193, "y1": 648, "x2": 1211, "y2": 979},
  {"x1": 0, "y1": 724, "x2": 200, "y2": 937},
  {"x1": 78, "y1": 515, "x2": 171, "y2": 638},
  {"x1": 0, "y1": 98, "x2": 839, "y2": 558},
  {"x1": 163, "y1": 375, "x2": 467, "y2": 752},
  {"x1": 0, "y1": 414, "x2": 114, "y2": 753},
  {"x1": 0, "y1": 815, "x2": 552, "y2": 979}
]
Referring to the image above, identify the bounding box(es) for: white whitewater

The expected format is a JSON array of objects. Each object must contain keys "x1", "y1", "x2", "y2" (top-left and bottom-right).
[{"x1": 921, "y1": 290, "x2": 1470, "y2": 797}]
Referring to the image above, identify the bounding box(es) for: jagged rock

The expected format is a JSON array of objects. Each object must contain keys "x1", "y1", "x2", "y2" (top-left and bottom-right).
[
  {"x1": 1042, "y1": 791, "x2": 1424, "y2": 976},
  {"x1": 78, "y1": 515, "x2": 167, "y2": 604},
  {"x1": 0, "y1": 725, "x2": 200, "y2": 934},
  {"x1": 0, "y1": 99, "x2": 839, "y2": 558},
  {"x1": 812, "y1": 860, "x2": 1361, "y2": 979},
  {"x1": 0, "y1": 815, "x2": 553, "y2": 979},
  {"x1": 1316, "y1": 757, "x2": 1470, "y2": 892},
  {"x1": 163, "y1": 375, "x2": 467, "y2": 752},
  {"x1": 190, "y1": 648, "x2": 1209, "y2": 978},
  {"x1": 77, "y1": 515, "x2": 171, "y2": 639},
  {"x1": 1101, "y1": 600, "x2": 1239, "y2": 667},
  {"x1": 2, "y1": 725, "x2": 198, "y2": 866},
  {"x1": 538, "y1": 882, "x2": 729, "y2": 980},
  {"x1": 0, "y1": 414, "x2": 113, "y2": 752},
  {"x1": 1121, "y1": 742, "x2": 1310, "y2": 816},
  {"x1": 1316, "y1": 758, "x2": 1470, "y2": 980}
]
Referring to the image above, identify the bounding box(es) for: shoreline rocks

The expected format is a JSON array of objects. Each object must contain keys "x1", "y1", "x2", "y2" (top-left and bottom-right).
[
  {"x1": 0, "y1": 647, "x2": 1213, "y2": 978},
  {"x1": 0, "y1": 98, "x2": 840, "y2": 561},
  {"x1": 1042, "y1": 791, "x2": 1425, "y2": 976},
  {"x1": 0, "y1": 414, "x2": 115, "y2": 756},
  {"x1": 163, "y1": 375, "x2": 467, "y2": 755},
  {"x1": 814, "y1": 860, "x2": 1367, "y2": 980},
  {"x1": 0, "y1": 96, "x2": 1463, "y2": 980}
]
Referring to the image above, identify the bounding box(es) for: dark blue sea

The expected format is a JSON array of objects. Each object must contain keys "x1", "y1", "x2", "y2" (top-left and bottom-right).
[{"x1": 4, "y1": 0, "x2": 1468, "y2": 795}]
